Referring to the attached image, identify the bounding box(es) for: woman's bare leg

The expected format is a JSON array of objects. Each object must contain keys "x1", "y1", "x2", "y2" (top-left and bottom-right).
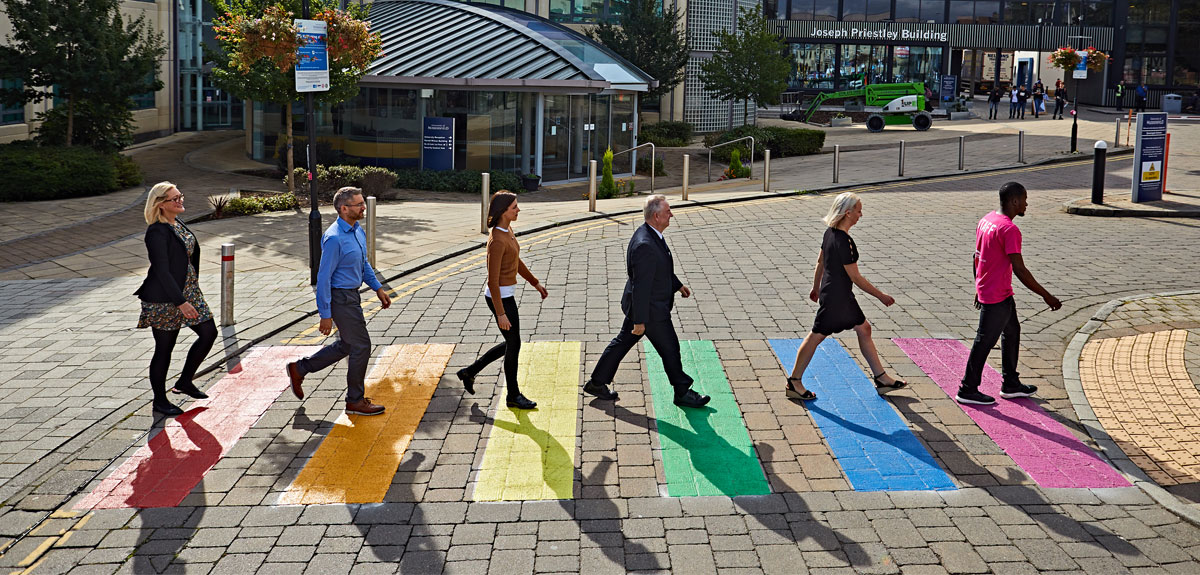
[
  {"x1": 853, "y1": 320, "x2": 897, "y2": 385},
  {"x1": 788, "y1": 332, "x2": 827, "y2": 391}
]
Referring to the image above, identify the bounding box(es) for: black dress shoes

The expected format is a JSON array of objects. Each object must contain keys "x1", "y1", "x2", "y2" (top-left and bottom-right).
[
  {"x1": 171, "y1": 383, "x2": 209, "y2": 399},
  {"x1": 506, "y1": 394, "x2": 537, "y2": 410},
  {"x1": 153, "y1": 398, "x2": 183, "y2": 417},
  {"x1": 457, "y1": 368, "x2": 476, "y2": 395},
  {"x1": 673, "y1": 389, "x2": 711, "y2": 408},
  {"x1": 583, "y1": 380, "x2": 619, "y2": 401}
]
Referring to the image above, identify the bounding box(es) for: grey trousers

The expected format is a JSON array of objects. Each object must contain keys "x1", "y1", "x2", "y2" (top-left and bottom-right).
[{"x1": 298, "y1": 288, "x2": 370, "y2": 403}]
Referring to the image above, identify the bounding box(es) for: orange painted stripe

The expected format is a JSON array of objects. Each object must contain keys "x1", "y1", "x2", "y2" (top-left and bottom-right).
[{"x1": 279, "y1": 343, "x2": 454, "y2": 504}]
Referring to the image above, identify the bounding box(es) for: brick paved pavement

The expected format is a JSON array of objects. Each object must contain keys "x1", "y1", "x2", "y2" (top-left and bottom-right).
[{"x1": 3, "y1": 152, "x2": 1200, "y2": 573}]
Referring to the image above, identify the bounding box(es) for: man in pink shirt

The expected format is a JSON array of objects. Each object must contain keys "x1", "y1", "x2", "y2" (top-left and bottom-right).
[{"x1": 958, "y1": 182, "x2": 1062, "y2": 405}]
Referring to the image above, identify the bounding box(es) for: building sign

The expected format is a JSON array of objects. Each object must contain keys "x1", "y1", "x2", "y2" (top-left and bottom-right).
[
  {"x1": 294, "y1": 19, "x2": 329, "y2": 93},
  {"x1": 422, "y1": 117, "x2": 455, "y2": 171},
  {"x1": 810, "y1": 27, "x2": 948, "y2": 43},
  {"x1": 769, "y1": 21, "x2": 1113, "y2": 52},
  {"x1": 1131, "y1": 112, "x2": 1167, "y2": 202},
  {"x1": 1073, "y1": 59, "x2": 1088, "y2": 80}
]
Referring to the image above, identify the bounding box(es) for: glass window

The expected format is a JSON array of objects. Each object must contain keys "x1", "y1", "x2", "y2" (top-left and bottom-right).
[
  {"x1": 473, "y1": 0, "x2": 525, "y2": 8},
  {"x1": 549, "y1": 0, "x2": 613, "y2": 24},
  {"x1": 131, "y1": 73, "x2": 156, "y2": 110},
  {"x1": 949, "y1": 1, "x2": 973, "y2": 23},
  {"x1": 1, "y1": 79, "x2": 23, "y2": 125},
  {"x1": 866, "y1": 0, "x2": 890, "y2": 21},
  {"x1": 974, "y1": 1, "x2": 999, "y2": 23},
  {"x1": 1004, "y1": 1, "x2": 1031, "y2": 25},
  {"x1": 892, "y1": 46, "x2": 943, "y2": 88},
  {"x1": 895, "y1": 0, "x2": 919, "y2": 22},
  {"x1": 1142, "y1": 53, "x2": 1168, "y2": 85},
  {"x1": 920, "y1": 0, "x2": 945, "y2": 23},
  {"x1": 839, "y1": 44, "x2": 887, "y2": 89},
  {"x1": 842, "y1": 0, "x2": 866, "y2": 20},
  {"x1": 789, "y1": 43, "x2": 837, "y2": 89},
  {"x1": 813, "y1": 0, "x2": 837, "y2": 20},
  {"x1": 789, "y1": 0, "x2": 813, "y2": 20},
  {"x1": 1175, "y1": 10, "x2": 1200, "y2": 88}
]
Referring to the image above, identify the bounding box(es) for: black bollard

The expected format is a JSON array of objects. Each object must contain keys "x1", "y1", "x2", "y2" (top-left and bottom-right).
[{"x1": 1091, "y1": 140, "x2": 1108, "y2": 204}]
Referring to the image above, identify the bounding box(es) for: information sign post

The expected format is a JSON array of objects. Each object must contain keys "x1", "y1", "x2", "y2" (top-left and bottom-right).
[
  {"x1": 296, "y1": 10, "x2": 330, "y2": 284},
  {"x1": 1131, "y1": 112, "x2": 1168, "y2": 202},
  {"x1": 421, "y1": 118, "x2": 456, "y2": 171}
]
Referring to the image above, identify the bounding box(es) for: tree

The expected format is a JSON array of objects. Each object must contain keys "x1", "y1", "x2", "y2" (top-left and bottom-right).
[
  {"x1": 211, "y1": 0, "x2": 381, "y2": 193},
  {"x1": 697, "y1": 7, "x2": 790, "y2": 125},
  {"x1": 0, "y1": 0, "x2": 165, "y2": 149},
  {"x1": 587, "y1": 0, "x2": 689, "y2": 106}
]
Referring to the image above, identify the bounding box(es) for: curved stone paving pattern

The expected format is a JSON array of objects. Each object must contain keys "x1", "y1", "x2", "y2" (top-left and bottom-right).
[{"x1": 1080, "y1": 330, "x2": 1200, "y2": 486}]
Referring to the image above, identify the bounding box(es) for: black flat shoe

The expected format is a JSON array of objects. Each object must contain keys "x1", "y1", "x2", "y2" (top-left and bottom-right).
[
  {"x1": 673, "y1": 389, "x2": 711, "y2": 408},
  {"x1": 457, "y1": 368, "x2": 476, "y2": 395},
  {"x1": 506, "y1": 394, "x2": 537, "y2": 410},
  {"x1": 785, "y1": 377, "x2": 817, "y2": 401},
  {"x1": 873, "y1": 373, "x2": 908, "y2": 389},
  {"x1": 170, "y1": 383, "x2": 209, "y2": 400},
  {"x1": 153, "y1": 399, "x2": 183, "y2": 416},
  {"x1": 583, "y1": 380, "x2": 619, "y2": 401}
]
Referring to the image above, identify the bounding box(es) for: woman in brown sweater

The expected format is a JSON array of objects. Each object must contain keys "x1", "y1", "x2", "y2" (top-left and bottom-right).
[{"x1": 456, "y1": 191, "x2": 547, "y2": 409}]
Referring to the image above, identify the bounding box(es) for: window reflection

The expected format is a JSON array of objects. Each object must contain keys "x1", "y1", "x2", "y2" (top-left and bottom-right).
[{"x1": 789, "y1": 43, "x2": 837, "y2": 89}]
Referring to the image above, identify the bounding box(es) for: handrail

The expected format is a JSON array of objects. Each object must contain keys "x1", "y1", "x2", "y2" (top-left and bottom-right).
[
  {"x1": 613, "y1": 142, "x2": 656, "y2": 193},
  {"x1": 707, "y1": 136, "x2": 755, "y2": 182}
]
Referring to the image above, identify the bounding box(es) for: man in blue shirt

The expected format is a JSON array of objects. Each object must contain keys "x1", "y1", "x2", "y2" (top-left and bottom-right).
[{"x1": 286, "y1": 187, "x2": 391, "y2": 416}]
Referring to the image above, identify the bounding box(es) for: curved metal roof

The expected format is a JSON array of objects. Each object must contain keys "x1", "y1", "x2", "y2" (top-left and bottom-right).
[{"x1": 362, "y1": 0, "x2": 654, "y2": 92}]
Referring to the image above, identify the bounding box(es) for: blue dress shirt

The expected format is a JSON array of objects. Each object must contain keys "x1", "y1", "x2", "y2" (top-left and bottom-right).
[{"x1": 315, "y1": 217, "x2": 382, "y2": 318}]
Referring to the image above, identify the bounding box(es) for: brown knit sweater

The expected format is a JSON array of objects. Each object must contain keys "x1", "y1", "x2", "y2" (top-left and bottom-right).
[{"x1": 486, "y1": 227, "x2": 537, "y2": 302}]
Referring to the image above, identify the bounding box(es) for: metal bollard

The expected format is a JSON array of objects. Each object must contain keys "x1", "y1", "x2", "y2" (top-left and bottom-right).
[
  {"x1": 588, "y1": 160, "x2": 598, "y2": 212},
  {"x1": 682, "y1": 154, "x2": 690, "y2": 201},
  {"x1": 1018, "y1": 130, "x2": 1025, "y2": 163},
  {"x1": 365, "y1": 196, "x2": 377, "y2": 269},
  {"x1": 898, "y1": 140, "x2": 905, "y2": 177},
  {"x1": 1091, "y1": 140, "x2": 1107, "y2": 204},
  {"x1": 763, "y1": 149, "x2": 771, "y2": 193},
  {"x1": 958, "y1": 136, "x2": 966, "y2": 170},
  {"x1": 481, "y1": 173, "x2": 490, "y2": 234},
  {"x1": 220, "y1": 243, "x2": 235, "y2": 327},
  {"x1": 1115, "y1": 118, "x2": 1122, "y2": 147},
  {"x1": 833, "y1": 145, "x2": 840, "y2": 183}
]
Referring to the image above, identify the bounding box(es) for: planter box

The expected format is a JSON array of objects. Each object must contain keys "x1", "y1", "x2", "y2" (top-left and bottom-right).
[
  {"x1": 521, "y1": 177, "x2": 540, "y2": 192},
  {"x1": 949, "y1": 111, "x2": 973, "y2": 121},
  {"x1": 831, "y1": 117, "x2": 853, "y2": 127}
]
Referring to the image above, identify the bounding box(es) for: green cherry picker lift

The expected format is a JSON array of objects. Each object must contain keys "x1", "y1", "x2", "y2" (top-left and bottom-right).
[{"x1": 798, "y1": 82, "x2": 933, "y2": 132}]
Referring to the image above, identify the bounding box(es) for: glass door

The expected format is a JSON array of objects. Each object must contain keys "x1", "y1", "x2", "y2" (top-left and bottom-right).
[
  {"x1": 570, "y1": 94, "x2": 592, "y2": 179},
  {"x1": 542, "y1": 94, "x2": 571, "y2": 182}
]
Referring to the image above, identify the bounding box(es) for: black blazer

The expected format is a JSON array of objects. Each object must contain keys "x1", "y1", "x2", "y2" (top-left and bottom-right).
[
  {"x1": 134, "y1": 222, "x2": 199, "y2": 305},
  {"x1": 621, "y1": 223, "x2": 683, "y2": 324}
]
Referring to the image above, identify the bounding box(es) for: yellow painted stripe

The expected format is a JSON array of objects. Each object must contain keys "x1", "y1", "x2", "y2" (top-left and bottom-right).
[
  {"x1": 473, "y1": 341, "x2": 581, "y2": 501},
  {"x1": 279, "y1": 343, "x2": 454, "y2": 504}
]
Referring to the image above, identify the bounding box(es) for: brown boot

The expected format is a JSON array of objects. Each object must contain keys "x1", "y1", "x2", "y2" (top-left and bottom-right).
[
  {"x1": 285, "y1": 362, "x2": 305, "y2": 399},
  {"x1": 346, "y1": 397, "x2": 385, "y2": 416}
]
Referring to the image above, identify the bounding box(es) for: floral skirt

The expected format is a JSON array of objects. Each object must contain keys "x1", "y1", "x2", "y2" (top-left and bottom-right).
[{"x1": 137, "y1": 268, "x2": 213, "y2": 331}]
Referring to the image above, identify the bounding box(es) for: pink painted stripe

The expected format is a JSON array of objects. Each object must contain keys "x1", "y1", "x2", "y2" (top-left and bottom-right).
[
  {"x1": 76, "y1": 346, "x2": 319, "y2": 509},
  {"x1": 893, "y1": 338, "x2": 1128, "y2": 489}
]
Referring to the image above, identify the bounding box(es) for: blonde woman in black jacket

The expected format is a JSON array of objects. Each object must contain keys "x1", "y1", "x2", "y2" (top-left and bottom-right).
[{"x1": 134, "y1": 182, "x2": 217, "y2": 416}]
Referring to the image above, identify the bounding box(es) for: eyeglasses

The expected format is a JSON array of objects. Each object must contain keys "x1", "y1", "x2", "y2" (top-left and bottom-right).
[
  {"x1": 344, "y1": 202, "x2": 366, "y2": 208},
  {"x1": 162, "y1": 195, "x2": 184, "y2": 204}
]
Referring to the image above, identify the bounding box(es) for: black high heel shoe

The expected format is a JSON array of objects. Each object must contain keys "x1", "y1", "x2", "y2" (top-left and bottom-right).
[
  {"x1": 785, "y1": 377, "x2": 816, "y2": 401},
  {"x1": 153, "y1": 398, "x2": 183, "y2": 416},
  {"x1": 170, "y1": 383, "x2": 209, "y2": 400}
]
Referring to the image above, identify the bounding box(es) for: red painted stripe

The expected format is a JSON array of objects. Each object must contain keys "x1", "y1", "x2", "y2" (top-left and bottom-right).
[
  {"x1": 221, "y1": 255, "x2": 234, "y2": 261},
  {"x1": 75, "y1": 346, "x2": 320, "y2": 509}
]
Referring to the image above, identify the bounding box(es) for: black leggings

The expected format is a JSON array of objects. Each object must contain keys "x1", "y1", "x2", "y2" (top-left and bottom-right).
[
  {"x1": 150, "y1": 319, "x2": 217, "y2": 400},
  {"x1": 466, "y1": 296, "x2": 522, "y2": 398}
]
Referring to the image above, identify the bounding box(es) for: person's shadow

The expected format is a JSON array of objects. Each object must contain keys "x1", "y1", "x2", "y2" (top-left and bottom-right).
[
  {"x1": 652, "y1": 405, "x2": 770, "y2": 496},
  {"x1": 469, "y1": 404, "x2": 573, "y2": 499}
]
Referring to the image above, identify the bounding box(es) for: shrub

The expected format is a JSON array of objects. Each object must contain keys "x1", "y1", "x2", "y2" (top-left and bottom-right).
[
  {"x1": 704, "y1": 125, "x2": 825, "y2": 162},
  {"x1": 360, "y1": 166, "x2": 397, "y2": 197},
  {"x1": 392, "y1": 169, "x2": 521, "y2": 194},
  {"x1": 289, "y1": 165, "x2": 399, "y2": 203},
  {"x1": 639, "y1": 121, "x2": 695, "y2": 147},
  {"x1": 0, "y1": 143, "x2": 123, "y2": 202},
  {"x1": 598, "y1": 147, "x2": 616, "y2": 199},
  {"x1": 722, "y1": 149, "x2": 750, "y2": 179},
  {"x1": 114, "y1": 155, "x2": 144, "y2": 188},
  {"x1": 636, "y1": 156, "x2": 668, "y2": 177},
  {"x1": 33, "y1": 100, "x2": 135, "y2": 153},
  {"x1": 224, "y1": 193, "x2": 299, "y2": 217}
]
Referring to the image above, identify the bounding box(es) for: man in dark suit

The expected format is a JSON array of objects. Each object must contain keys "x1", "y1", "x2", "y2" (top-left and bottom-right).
[{"x1": 583, "y1": 195, "x2": 710, "y2": 409}]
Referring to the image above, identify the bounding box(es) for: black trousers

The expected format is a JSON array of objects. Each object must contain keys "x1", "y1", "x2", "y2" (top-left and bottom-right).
[
  {"x1": 960, "y1": 296, "x2": 1021, "y2": 393},
  {"x1": 589, "y1": 315, "x2": 693, "y2": 396},
  {"x1": 464, "y1": 296, "x2": 523, "y2": 398},
  {"x1": 150, "y1": 319, "x2": 217, "y2": 400},
  {"x1": 1053, "y1": 101, "x2": 1065, "y2": 118}
]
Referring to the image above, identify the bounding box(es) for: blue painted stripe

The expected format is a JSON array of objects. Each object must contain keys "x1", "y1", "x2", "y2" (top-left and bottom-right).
[{"x1": 769, "y1": 338, "x2": 955, "y2": 491}]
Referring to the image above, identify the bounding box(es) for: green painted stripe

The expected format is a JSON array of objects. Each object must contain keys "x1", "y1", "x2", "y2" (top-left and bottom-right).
[{"x1": 644, "y1": 340, "x2": 771, "y2": 497}]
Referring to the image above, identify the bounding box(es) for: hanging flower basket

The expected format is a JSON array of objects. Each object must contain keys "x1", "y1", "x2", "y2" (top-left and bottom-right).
[
  {"x1": 315, "y1": 9, "x2": 384, "y2": 70},
  {"x1": 214, "y1": 5, "x2": 305, "y2": 73},
  {"x1": 1048, "y1": 46, "x2": 1108, "y2": 73}
]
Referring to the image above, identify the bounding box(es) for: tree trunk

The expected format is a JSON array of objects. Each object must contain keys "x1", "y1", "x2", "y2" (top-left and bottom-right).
[
  {"x1": 286, "y1": 103, "x2": 294, "y2": 195},
  {"x1": 66, "y1": 94, "x2": 74, "y2": 147},
  {"x1": 743, "y1": 102, "x2": 749, "y2": 126}
]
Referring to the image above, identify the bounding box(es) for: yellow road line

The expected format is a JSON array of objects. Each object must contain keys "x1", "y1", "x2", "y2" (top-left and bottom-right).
[
  {"x1": 473, "y1": 341, "x2": 581, "y2": 501},
  {"x1": 279, "y1": 343, "x2": 454, "y2": 504}
]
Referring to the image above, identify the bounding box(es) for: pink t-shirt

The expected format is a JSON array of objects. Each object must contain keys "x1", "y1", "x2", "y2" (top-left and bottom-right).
[{"x1": 975, "y1": 211, "x2": 1022, "y2": 304}]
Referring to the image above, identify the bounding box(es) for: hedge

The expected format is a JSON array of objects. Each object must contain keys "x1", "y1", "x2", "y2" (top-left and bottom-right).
[
  {"x1": 0, "y1": 142, "x2": 143, "y2": 202},
  {"x1": 289, "y1": 165, "x2": 399, "y2": 203},
  {"x1": 393, "y1": 169, "x2": 522, "y2": 194},
  {"x1": 703, "y1": 125, "x2": 825, "y2": 163},
  {"x1": 638, "y1": 121, "x2": 695, "y2": 147},
  {"x1": 224, "y1": 193, "x2": 300, "y2": 217}
]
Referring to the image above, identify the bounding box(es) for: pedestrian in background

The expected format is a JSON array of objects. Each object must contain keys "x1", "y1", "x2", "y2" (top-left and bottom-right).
[
  {"x1": 1016, "y1": 85, "x2": 1029, "y2": 119},
  {"x1": 135, "y1": 182, "x2": 217, "y2": 417},
  {"x1": 456, "y1": 191, "x2": 546, "y2": 410},
  {"x1": 1135, "y1": 83, "x2": 1148, "y2": 113},
  {"x1": 1031, "y1": 80, "x2": 1044, "y2": 118},
  {"x1": 782, "y1": 192, "x2": 908, "y2": 402},
  {"x1": 1114, "y1": 82, "x2": 1125, "y2": 110},
  {"x1": 286, "y1": 187, "x2": 390, "y2": 416},
  {"x1": 988, "y1": 85, "x2": 1003, "y2": 120},
  {"x1": 957, "y1": 182, "x2": 1061, "y2": 406},
  {"x1": 1009, "y1": 85, "x2": 1020, "y2": 119},
  {"x1": 1053, "y1": 85, "x2": 1068, "y2": 119}
]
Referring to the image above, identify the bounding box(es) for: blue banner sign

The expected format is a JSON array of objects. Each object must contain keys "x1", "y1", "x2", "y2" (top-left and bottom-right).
[
  {"x1": 940, "y1": 75, "x2": 957, "y2": 103},
  {"x1": 422, "y1": 117, "x2": 455, "y2": 171},
  {"x1": 1131, "y1": 112, "x2": 1167, "y2": 202},
  {"x1": 294, "y1": 19, "x2": 329, "y2": 92},
  {"x1": 1073, "y1": 59, "x2": 1087, "y2": 80}
]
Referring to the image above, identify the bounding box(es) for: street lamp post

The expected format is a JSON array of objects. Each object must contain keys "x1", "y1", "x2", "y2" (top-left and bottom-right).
[
  {"x1": 1036, "y1": 18, "x2": 1044, "y2": 84},
  {"x1": 303, "y1": 0, "x2": 321, "y2": 285},
  {"x1": 1068, "y1": 29, "x2": 1090, "y2": 154}
]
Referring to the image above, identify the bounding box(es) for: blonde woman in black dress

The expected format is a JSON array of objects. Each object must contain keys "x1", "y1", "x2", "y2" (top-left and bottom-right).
[
  {"x1": 134, "y1": 182, "x2": 217, "y2": 416},
  {"x1": 785, "y1": 192, "x2": 907, "y2": 400}
]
